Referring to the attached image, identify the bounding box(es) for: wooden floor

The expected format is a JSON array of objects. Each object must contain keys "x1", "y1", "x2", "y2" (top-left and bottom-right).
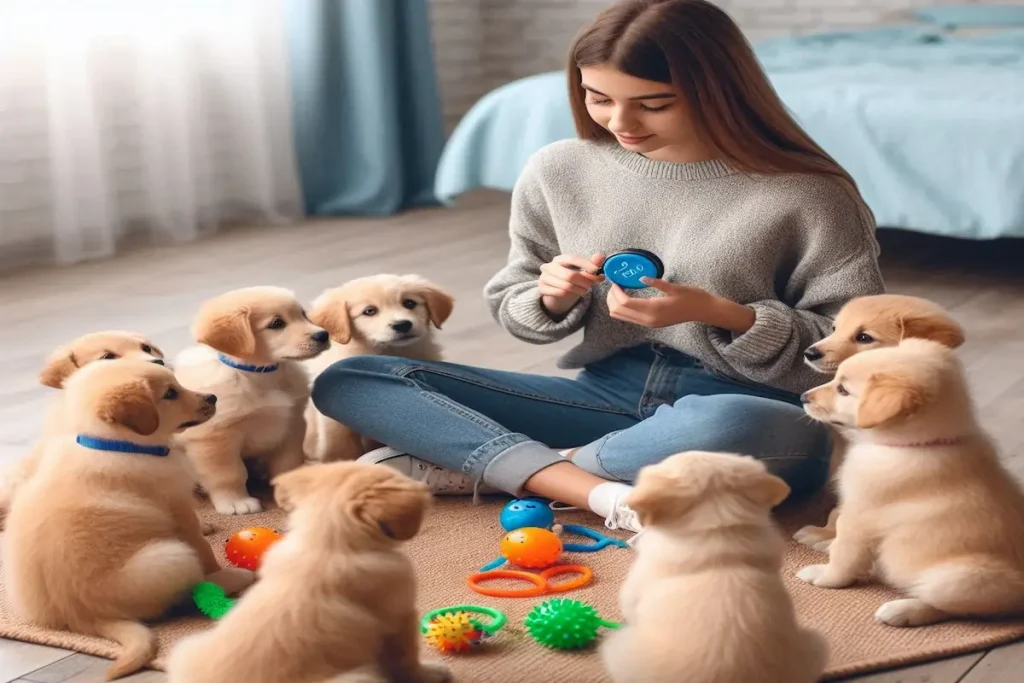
[{"x1": 1, "y1": 191, "x2": 1022, "y2": 682}]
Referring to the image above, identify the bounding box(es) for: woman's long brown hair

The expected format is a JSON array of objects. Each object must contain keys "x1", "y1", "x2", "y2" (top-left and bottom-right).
[{"x1": 568, "y1": 0, "x2": 860, "y2": 191}]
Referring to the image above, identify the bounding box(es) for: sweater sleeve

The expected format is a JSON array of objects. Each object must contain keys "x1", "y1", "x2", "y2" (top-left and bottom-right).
[
  {"x1": 708, "y1": 180, "x2": 886, "y2": 393},
  {"x1": 483, "y1": 153, "x2": 592, "y2": 345}
]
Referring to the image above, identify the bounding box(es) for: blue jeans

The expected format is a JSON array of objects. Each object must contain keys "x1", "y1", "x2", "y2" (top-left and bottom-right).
[{"x1": 311, "y1": 343, "x2": 830, "y2": 499}]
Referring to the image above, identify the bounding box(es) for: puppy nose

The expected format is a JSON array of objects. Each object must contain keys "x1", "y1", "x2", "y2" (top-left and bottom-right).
[
  {"x1": 803, "y1": 346, "x2": 823, "y2": 361},
  {"x1": 311, "y1": 330, "x2": 329, "y2": 343},
  {"x1": 391, "y1": 320, "x2": 413, "y2": 334},
  {"x1": 149, "y1": 359, "x2": 165, "y2": 366},
  {"x1": 800, "y1": 391, "x2": 810, "y2": 404},
  {"x1": 204, "y1": 394, "x2": 217, "y2": 405}
]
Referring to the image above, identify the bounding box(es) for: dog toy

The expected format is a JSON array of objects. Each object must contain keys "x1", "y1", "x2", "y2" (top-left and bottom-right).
[
  {"x1": 500, "y1": 527, "x2": 563, "y2": 568},
  {"x1": 225, "y1": 527, "x2": 283, "y2": 571},
  {"x1": 420, "y1": 605, "x2": 508, "y2": 653},
  {"x1": 524, "y1": 598, "x2": 621, "y2": 650},
  {"x1": 193, "y1": 581, "x2": 236, "y2": 620},
  {"x1": 500, "y1": 498, "x2": 555, "y2": 532},
  {"x1": 485, "y1": 500, "x2": 629, "y2": 570},
  {"x1": 467, "y1": 564, "x2": 593, "y2": 598}
]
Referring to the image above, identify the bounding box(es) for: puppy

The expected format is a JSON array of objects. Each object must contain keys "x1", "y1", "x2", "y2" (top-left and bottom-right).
[
  {"x1": 797, "y1": 339, "x2": 1024, "y2": 627},
  {"x1": 303, "y1": 274, "x2": 454, "y2": 463},
  {"x1": 165, "y1": 461, "x2": 451, "y2": 683},
  {"x1": 795, "y1": 294, "x2": 965, "y2": 551},
  {"x1": 803, "y1": 294, "x2": 964, "y2": 375},
  {"x1": 174, "y1": 286, "x2": 330, "y2": 515},
  {"x1": 0, "y1": 331, "x2": 166, "y2": 524},
  {"x1": 3, "y1": 360, "x2": 253, "y2": 680},
  {"x1": 601, "y1": 451, "x2": 828, "y2": 683}
]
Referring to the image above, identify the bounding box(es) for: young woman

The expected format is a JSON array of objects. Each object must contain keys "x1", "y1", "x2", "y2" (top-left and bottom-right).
[{"x1": 311, "y1": 0, "x2": 885, "y2": 534}]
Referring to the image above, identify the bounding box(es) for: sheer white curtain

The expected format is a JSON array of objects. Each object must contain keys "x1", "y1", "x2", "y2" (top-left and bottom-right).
[{"x1": 0, "y1": 0, "x2": 303, "y2": 272}]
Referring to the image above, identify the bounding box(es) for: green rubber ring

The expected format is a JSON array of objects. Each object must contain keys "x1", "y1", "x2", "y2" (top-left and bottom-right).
[{"x1": 419, "y1": 605, "x2": 508, "y2": 635}]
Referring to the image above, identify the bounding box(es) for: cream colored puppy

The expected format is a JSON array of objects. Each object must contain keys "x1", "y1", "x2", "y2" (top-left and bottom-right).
[
  {"x1": 3, "y1": 360, "x2": 253, "y2": 680},
  {"x1": 174, "y1": 286, "x2": 330, "y2": 515},
  {"x1": 798, "y1": 339, "x2": 1024, "y2": 627},
  {"x1": 0, "y1": 331, "x2": 166, "y2": 524},
  {"x1": 795, "y1": 294, "x2": 965, "y2": 552},
  {"x1": 303, "y1": 274, "x2": 454, "y2": 463},
  {"x1": 165, "y1": 461, "x2": 451, "y2": 683},
  {"x1": 601, "y1": 451, "x2": 828, "y2": 683}
]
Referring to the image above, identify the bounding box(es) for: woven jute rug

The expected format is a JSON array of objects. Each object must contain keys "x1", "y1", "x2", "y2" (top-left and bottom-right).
[{"x1": 2, "y1": 492, "x2": 1023, "y2": 682}]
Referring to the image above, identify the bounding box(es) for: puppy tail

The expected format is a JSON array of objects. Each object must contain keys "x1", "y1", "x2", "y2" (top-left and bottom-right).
[{"x1": 94, "y1": 618, "x2": 155, "y2": 681}]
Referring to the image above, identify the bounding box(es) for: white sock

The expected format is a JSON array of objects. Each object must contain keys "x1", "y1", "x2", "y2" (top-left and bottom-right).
[{"x1": 587, "y1": 481, "x2": 634, "y2": 518}]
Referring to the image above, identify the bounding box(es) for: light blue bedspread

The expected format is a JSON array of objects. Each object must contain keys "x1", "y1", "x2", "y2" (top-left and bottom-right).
[{"x1": 434, "y1": 25, "x2": 1024, "y2": 239}]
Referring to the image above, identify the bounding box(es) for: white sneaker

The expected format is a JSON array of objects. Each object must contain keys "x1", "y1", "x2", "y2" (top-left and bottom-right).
[
  {"x1": 358, "y1": 447, "x2": 502, "y2": 496},
  {"x1": 587, "y1": 481, "x2": 643, "y2": 534}
]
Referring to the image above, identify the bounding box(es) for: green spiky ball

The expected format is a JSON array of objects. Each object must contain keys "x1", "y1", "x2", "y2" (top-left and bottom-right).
[
  {"x1": 193, "y1": 581, "x2": 236, "y2": 620},
  {"x1": 524, "y1": 598, "x2": 603, "y2": 650}
]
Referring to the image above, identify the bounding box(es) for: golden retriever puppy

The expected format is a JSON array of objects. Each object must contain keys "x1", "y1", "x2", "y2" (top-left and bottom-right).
[
  {"x1": 174, "y1": 286, "x2": 330, "y2": 515},
  {"x1": 3, "y1": 360, "x2": 254, "y2": 680},
  {"x1": 165, "y1": 461, "x2": 451, "y2": 683},
  {"x1": 797, "y1": 339, "x2": 1024, "y2": 627},
  {"x1": 0, "y1": 331, "x2": 166, "y2": 524},
  {"x1": 303, "y1": 274, "x2": 454, "y2": 463},
  {"x1": 795, "y1": 294, "x2": 965, "y2": 552},
  {"x1": 803, "y1": 294, "x2": 964, "y2": 375},
  {"x1": 601, "y1": 451, "x2": 828, "y2": 683}
]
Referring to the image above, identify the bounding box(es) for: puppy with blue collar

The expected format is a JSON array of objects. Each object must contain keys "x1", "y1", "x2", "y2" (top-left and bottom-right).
[
  {"x1": 3, "y1": 359, "x2": 253, "y2": 680},
  {"x1": 173, "y1": 286, "x2": 330, "y2": 515}
]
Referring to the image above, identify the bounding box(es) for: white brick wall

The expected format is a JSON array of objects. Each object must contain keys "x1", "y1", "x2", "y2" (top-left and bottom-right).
[{"x1": 428, "y1": 0, "x2": 1008, "y2": 130}]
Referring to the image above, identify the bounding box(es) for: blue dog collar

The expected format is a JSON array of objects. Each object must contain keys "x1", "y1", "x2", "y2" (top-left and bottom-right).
[
  {"x1": 75, "y1": 435, "x2": 170, "y2": 457},
  {"x1": 218, "y1": 354, "x2": 278, "y2": 373}
]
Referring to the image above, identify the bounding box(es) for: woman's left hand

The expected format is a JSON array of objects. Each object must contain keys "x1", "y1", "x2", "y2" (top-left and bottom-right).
[{"x1": 606, "y1": 278, "x2": 756, "y2": 335}]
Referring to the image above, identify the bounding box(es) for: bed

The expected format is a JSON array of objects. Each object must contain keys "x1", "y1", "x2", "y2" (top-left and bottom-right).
[{"x1": 434, "y1": 19, "x2": 1024, "y2": 240}]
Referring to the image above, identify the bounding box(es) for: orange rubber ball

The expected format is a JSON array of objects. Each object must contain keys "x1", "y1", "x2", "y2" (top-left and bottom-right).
[
  {"x1": 500, "y1": 526, "x2": 563, "y2": 569},
  {"x1": 225, "y1": 527, "x2": 283, "y2": 571}
]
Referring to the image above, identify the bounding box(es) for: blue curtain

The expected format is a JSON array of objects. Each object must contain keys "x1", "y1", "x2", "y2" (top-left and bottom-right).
[{"x1": 287, "y1": 0, "x2": 445, "y2": 216}]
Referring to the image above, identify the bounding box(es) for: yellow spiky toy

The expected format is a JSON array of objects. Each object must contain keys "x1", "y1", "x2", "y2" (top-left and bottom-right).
[{"x1": 423, "y1": 611, "x2": 484, "y2": 653}]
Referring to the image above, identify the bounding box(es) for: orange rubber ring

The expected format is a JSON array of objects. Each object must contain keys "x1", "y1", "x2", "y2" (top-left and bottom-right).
[
  {"x1": 539, "y1": 564, "x2": 593, "y2": 593},
  {"x1": 466, "y1": 564, "x2": 593, "y2": 598}
]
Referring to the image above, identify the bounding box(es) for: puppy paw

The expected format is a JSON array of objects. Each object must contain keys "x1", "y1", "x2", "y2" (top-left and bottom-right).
[
  {"x1": 213, "y1": 496, "x2": 263, "y2": 515},
  {"x1": 414, "y1": 662, "x2": 452, "y2": 683},
  {"x1": 796, "y1": 563, "x2": 852, "y2": 589},
  {"x1": 811, "y1": 538, "x2": 833, "y2": 554},
  {"x1": 793, "y1": 524, "x2": 835, "y2": 550},
  {"x1": 205, "y1": 567, "x2": 256, "y2": 595},
  {"x1": 875, "y1": 599, "x2": 947, "y2": 627}
]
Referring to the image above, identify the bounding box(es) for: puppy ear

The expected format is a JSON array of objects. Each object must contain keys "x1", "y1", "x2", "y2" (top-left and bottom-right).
[
  {"x1": 39, "y1": 346, "x2": 79, "y2": 388},
  {"x1": 308, "y1": 294, "x2": 352, "y2": 344},
  {"x1": 97, "y1": 381, "x2": 159, "y2": 436},
  {"x1": 418, "y1": 285, "x2": 455, "y2": 329},
  {"x1": 856, "y1": 373, "x2": 924, "y2": 429},
  {"x1": 194, "y1": 309, "x2": 256, "y2": 357},
  {"x1": 272, "y1": 466, "x2": 323, "y2": 512},
  {"x1": 626, "y1": 471, "x2": 698, "y2": 526},
  {"x1": 359, "y1": 480, "x2": 432, "y2": 541},
  {"x1": 899, "y1": 314, "x2": 965, "y2": 349},
  {"x1": 738, "y1": 470, "x2": 791, "y2": 509}
]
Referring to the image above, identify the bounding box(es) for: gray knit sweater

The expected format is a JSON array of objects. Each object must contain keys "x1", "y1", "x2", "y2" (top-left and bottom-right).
[{"x1": 483, "y1": 139, "x2": 886, "y2": 395}]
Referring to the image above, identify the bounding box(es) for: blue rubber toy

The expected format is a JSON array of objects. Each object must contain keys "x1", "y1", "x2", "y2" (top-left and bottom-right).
[
  {"x1": 599, "y1": 249, "x2": 664, "y2": 289},
  {"x1": 500, "y1": 498, "x2": 555, "y2": 532}
]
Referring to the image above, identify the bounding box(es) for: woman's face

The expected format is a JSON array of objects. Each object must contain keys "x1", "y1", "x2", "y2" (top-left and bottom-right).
[{"x1": 580, "y1": 65, "x2": 711, "y2": 163}]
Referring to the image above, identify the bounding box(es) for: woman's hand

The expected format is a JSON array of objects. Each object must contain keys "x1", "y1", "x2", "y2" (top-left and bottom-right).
[
  {"x1": 606, "y1": 277, "x2": 756, "y2": 335},
  {"x1": 539, "y1": 253, "x2": 606, "y2": 318}
]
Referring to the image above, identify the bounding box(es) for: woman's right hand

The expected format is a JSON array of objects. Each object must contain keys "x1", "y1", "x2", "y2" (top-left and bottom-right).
[{"x1": 538, "y1": 252, "x2": 606, "y2": 317}]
